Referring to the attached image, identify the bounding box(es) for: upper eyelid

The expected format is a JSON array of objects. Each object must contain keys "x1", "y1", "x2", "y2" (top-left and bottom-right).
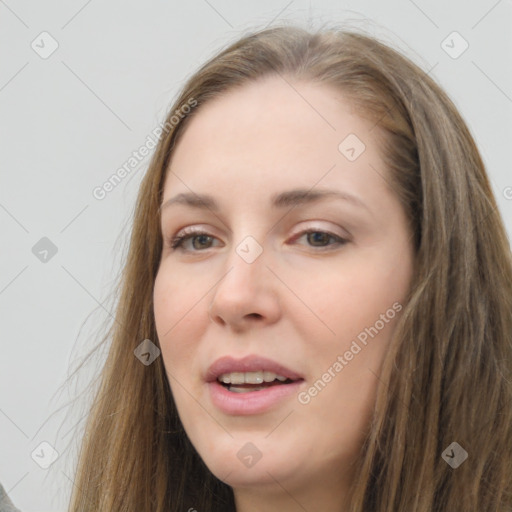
[
  {"x1": 172, "y1": 225, "x2": 346, "y2": 239},
  {"x1": 171, "y1": 219, "x2": 350, "y2": 236}
]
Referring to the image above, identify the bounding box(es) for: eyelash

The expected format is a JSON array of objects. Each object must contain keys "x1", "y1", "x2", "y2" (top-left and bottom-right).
[{"x1": 167, "y1": 228, "x2": 348, "y2": 252}]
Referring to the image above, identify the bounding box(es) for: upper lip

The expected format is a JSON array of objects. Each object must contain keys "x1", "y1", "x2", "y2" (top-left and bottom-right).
[{"x1": 205, "y1": 355, "x2": 304, "y2": 383}]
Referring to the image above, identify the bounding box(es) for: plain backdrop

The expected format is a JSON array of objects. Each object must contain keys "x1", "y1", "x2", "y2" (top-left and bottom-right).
[{"x1": 1, "y1": 1, "x2": 511, "y2": 510}]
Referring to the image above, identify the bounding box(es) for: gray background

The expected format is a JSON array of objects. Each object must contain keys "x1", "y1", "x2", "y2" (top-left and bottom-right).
[{"x1": 1, "y1": 1, "x2": 511, "y2": 510}]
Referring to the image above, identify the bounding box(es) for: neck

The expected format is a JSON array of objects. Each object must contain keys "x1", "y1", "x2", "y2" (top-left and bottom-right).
[{"x1": 233, "y1": 465, "x2": 354, "y2": 512}]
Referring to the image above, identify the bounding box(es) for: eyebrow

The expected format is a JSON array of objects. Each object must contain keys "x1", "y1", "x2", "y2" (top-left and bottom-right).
[{"x1": 159, "y1": 188, "x2": 370, "y2": 214}]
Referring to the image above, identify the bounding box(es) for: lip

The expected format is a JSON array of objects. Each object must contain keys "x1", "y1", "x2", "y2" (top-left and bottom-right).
[
  {"x1": 208, "y1": 380, "x2": 303, "y2": 415},
  {"x1": 205, "y1": 355, "x2": 303, "y2": 382},
  {"x1": 205, "y1": 355, "x2": 304, "y2": 415}
]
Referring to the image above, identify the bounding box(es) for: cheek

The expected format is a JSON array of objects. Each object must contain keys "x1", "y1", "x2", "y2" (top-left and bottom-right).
[
  {"x1": 153, "y1": 272, "x2": 207, "y2": 436},
  {"x1": 295, "y1": 263, "x2": 402, "y2": 345},
  {"x1": 153, "y1": 263, "x2": 211, "y2": 330},
  {"x1": 296, "y1": 254, "x2": 409, "y2": 411},
  {"x1": 329, "y1": 246, "x2": 411, "y2": 337},
  {"x1": 153, "y1": 270, "x2": 206, "y2": 372}
]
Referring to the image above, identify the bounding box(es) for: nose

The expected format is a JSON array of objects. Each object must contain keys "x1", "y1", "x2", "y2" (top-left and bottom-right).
[{"x1": 208, "y1": 241, "x2": 282, "y2": 332}]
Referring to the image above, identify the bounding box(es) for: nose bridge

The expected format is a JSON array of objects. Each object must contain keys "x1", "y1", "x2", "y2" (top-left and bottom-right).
[
  {"x1": 219, "y1": 232, "x2": 268, "y2": 293},
  {"x1": 208, "y1": 229, "x2": 281, "y2": 327},
  {"x1": 222, "y1": 211, "x2": 269, "y2": 277}
]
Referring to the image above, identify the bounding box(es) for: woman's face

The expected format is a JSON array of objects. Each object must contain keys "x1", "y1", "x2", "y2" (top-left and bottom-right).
[{"x1": 153, "y1": 76, "x2": 414, "y2": 505}]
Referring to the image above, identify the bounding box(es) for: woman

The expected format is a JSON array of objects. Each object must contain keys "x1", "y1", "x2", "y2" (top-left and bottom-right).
[{"x1": 68, "y1": 26, "x2": 512, "y2": 511}]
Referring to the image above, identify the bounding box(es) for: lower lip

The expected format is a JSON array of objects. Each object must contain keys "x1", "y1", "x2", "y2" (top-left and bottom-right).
[{"x1": 207, "y1": 380, "x2": 303, "y2": 415}]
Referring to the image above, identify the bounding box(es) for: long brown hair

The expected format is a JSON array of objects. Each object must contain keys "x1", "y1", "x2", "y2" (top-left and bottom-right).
[{"x1": 68, "y1": 26, "x2": 512, "y2": 511}]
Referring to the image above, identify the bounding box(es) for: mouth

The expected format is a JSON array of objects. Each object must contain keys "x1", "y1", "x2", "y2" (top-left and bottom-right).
[
  {"x1": 217, "y1": 371, "x2": 299, "y2": 393},
  {"x1": 205, "y1": 355, "x2": 304, "y2": 415}
]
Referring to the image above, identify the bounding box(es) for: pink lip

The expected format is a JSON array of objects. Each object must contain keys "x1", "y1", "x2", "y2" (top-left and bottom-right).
[
  {"x1": 205, "y1": 355, "x2": 304, "y2": 416},
  {"x1": 208, "y1": 380, "x2": 303, "y2": 415}
]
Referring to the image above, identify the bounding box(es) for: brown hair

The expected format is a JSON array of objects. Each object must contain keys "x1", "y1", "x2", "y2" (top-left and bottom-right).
[{"x1": 68, "y1": 25, "x2": 512, "y2": 511}]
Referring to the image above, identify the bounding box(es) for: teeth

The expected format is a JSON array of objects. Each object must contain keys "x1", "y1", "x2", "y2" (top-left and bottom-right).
[
  {"x1": 229, "y1": 372, "x2": 245, "y2": 385},
  {"x1": 229, "y1": 386, "x2": 264, "y2": 393},
  {"x1": 263, "y1": 371, "x2": 277, "y2": 381},
  {"x1": 217, "y1": 371, "x2": 288, "y2": 384}
]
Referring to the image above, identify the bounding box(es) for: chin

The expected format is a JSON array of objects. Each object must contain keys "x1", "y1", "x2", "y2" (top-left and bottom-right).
[
  {"x1": 208, "y1": 455, "x2": 288, "y2": 490},
  {"x1": 192, "y1": 433, "x2": 303, "y2": 489}
]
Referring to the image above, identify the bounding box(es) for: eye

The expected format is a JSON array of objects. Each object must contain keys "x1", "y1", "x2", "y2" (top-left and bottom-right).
[
  {"x1": 168, "y1": 229, "x2": 219, "y2": 251},
  {"x1": 291, "y1": 229, "x2": 348, "y2": 249},
  {"x1": 167, "y1": 227, "x2": 348, "y2": 253}
]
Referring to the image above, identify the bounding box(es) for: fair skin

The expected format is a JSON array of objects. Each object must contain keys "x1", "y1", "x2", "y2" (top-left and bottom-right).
[{"x1": 153, "y1": 76, "x2": 414, "y2": 511}]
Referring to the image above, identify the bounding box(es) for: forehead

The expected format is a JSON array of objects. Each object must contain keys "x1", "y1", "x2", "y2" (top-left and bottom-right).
[{"x1": 163, "y1": 76, "x2": 388, "y2": 209}]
